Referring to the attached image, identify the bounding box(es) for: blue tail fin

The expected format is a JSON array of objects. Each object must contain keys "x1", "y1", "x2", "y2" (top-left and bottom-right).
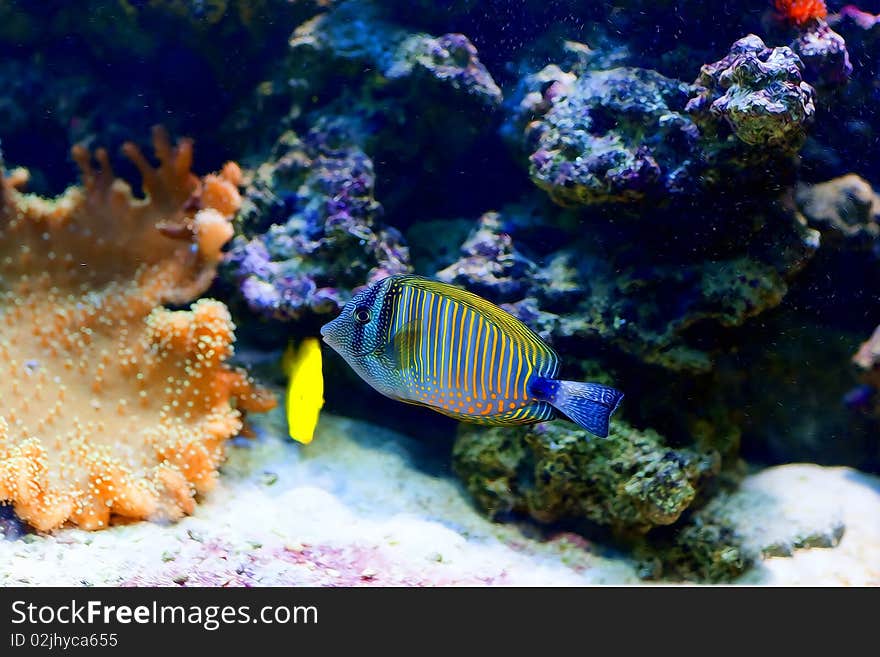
[{"x1": 536, "y1": 379, "x2": 623, "y2": 438}]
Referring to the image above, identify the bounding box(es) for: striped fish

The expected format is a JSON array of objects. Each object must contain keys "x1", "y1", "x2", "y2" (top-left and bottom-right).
[{"x1": 320, "y1": 275, "x2": 623, "y2": 437}]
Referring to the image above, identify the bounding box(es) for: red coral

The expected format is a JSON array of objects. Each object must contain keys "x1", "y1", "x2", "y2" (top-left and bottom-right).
[{"x1": 775, "y1": 0, "x2": 828, "y2": 26}]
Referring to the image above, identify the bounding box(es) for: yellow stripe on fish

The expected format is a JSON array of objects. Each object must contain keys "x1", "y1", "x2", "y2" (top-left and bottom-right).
[
  {"x1": 320, "y1": 275, "x2": 624, "y2": 437},
  {"x1": 383, "y1": 277, "x2": 557, "y2": 423}
]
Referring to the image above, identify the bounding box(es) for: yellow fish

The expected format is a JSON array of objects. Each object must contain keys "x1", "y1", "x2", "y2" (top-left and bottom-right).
[{"x1": 282, "y1": 337, "x2": 324, "y2": 444}]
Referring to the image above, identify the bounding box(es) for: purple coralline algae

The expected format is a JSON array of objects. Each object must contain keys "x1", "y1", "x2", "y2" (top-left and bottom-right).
[
  {"x1": 802, "y1": 7, "x2": 880, "y2": 178},
  {"x1": 436, "y1": 212, "x2": 537, "y2": 302},
  {"x1": 223, "y1": 0, "x2": 504, "y2": 323},
  {"x1": 226, "y1": 118, "x2": 410, "y2": 321},
  {"x1": 389, "y1": 32, "x2": 502, "y2": 106},
  {"x1": 287, "y1": 0, "x2": 501, "y2": 108},
  {"x1": 791, "y1": 21, "x2": 852, "y2": 88},
  {"x1": 505, "y1": 34, "x2": 819, "y2": 208},
  {"x1": 277, "y1": 0, "x2": 503, "y2": 188},
  {"x1": 432, "y1": 204, "x2": 819, "y2": 373},
  {"x1": 688, "y1": 35, "x2": 816, "y2": 149},
  {"x1": 510, "y1": 66, "x2": 701, "y2": 206}
]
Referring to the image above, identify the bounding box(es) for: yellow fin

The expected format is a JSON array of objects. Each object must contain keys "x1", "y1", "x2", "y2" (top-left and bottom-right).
[{"x1": 284, "y1": 337, "x2": 324, "y2": 445}]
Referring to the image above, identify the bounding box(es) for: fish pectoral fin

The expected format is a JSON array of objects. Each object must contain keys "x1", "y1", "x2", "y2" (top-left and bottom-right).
[{"x1": 382, "y1": 320, "x2": 422, "y2": 373}]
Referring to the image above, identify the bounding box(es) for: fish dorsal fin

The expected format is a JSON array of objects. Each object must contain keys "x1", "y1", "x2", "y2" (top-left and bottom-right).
[{"x1": 394, "y1": 275, "x2": 559, "y2": 376}]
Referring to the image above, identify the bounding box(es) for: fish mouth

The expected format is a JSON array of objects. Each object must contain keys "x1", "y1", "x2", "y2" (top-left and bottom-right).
[
  {"x1": 319, "y1": 328, "x2": 334, "y2": 354},
  {"x1": 319, "y1": 319, "x2": 346, "y2": 351},
  {"x1": 320, "y1": 317, "x2": 370, "y2": 357},
  {"x1": 319, "y1": 318, "x2": 335, "y2": 341}
]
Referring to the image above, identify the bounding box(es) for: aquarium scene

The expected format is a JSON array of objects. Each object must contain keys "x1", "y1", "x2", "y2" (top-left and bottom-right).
[{"x1": 0, "y1": 0, "x2": 878, "y2": 587}]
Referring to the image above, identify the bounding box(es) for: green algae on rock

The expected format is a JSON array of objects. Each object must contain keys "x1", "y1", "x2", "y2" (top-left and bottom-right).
[
  {"x1": 428, "y1": 201, "x2": 819, "y2": 373},
  {"x1": 453, "y1": 419, "x2": 719, "y2": 534},
  {"x1": 689, "y1": 34, "x2": 816, "y2": 150},
  {"x1": 640, "y1": 508, "x2": 752, "y2": 582}
]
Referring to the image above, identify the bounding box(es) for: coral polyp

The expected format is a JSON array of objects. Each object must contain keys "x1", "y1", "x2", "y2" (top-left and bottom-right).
[{"x1": 0, "y1": 128, "x2": 275, "y2": 532}]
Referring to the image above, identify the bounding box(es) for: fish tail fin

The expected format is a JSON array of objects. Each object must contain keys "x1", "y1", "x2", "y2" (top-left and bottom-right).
[{"x1": 534, "y1": 378, "x2": 623, "y2": 438}]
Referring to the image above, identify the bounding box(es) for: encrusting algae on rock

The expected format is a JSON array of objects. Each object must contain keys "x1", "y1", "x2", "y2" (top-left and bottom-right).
[{"x1": 0, "y1": 128, "x2": 275, "y2": 532}]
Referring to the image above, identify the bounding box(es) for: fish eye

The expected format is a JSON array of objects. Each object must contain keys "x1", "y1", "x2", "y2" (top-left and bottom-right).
[{"x1": 354, "y1": 306, "x2": 371, "y2": 324}]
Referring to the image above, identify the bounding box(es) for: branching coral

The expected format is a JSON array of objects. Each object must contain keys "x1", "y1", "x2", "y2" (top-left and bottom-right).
[
  {"x1": 0, "y1": 128, "x2": 275, "y2": 531},
  {"x1": 775, "y1": 0, "x2": 828, "y2": 27}
]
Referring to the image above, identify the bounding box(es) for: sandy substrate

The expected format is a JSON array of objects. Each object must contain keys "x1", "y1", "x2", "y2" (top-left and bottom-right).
[
  {"x1": 1, "y1": 407, "x2": 877, "y2": 586},
  {"x1": 734, "y1": 465, "x2": 880, "y2": 585}
]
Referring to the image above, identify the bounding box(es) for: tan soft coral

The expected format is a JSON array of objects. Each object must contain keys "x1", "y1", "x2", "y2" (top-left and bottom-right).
[{"x1": 0, "y1": 128, "x2": 275, "y2": 531}]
